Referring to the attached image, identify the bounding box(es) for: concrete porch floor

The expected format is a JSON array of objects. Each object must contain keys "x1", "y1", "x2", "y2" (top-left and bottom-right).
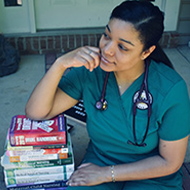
[{"x1": 0, "y1": 45, "x2": 190, "y2": 189}]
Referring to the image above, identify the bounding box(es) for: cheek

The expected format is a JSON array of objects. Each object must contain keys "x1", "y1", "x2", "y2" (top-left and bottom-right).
[{"x1": 99, "y1": 36, "x2": 104, "y2": 49}]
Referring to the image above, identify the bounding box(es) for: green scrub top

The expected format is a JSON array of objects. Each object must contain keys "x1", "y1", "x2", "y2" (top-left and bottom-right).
[{"x1": 59, "y1": 60, "x2": 190, "y2": 189}]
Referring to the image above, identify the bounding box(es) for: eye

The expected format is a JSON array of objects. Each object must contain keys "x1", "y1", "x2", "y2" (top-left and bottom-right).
[
  {"x1": 118, "y1": 44, "x2": 128, "y2": 51},
  {"x1": 103, "y1": 32, "x2": 110, "y2": 40}
]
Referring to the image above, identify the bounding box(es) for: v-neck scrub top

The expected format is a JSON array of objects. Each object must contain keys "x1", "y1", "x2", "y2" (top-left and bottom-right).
[{"x1": 59, "y1": 60, "x2": 190, "y2": 189}]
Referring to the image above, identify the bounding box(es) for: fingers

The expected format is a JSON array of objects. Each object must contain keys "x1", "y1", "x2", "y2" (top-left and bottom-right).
[
  {"x1": 67, "y1": 175, "x2": 87, "y2": 187},
  {"x1": 66, "y1": 163, "x2": 103, "y2": 187},
  {"x1": 78, "y1": 46, "x2": 100, "y2": 72},
  {"x1": 77, "y1": 162, "x2": 91, "y2": 169}
]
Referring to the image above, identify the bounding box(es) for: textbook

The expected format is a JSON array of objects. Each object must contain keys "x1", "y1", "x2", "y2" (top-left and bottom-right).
[
  {"x1": 1, "y1": 150, "x2": 73, "y2": 169},
  {"x1": 6, "y1": 180, "x2": 68, "y2": 190},
  {"x1": 1, "y1": 146, "x2": 73, "y2": 170},
  {"x1": 8, "y1": 151, "x2": 68, "y2": 162},
  {"x1": 1, "y1": 133, "x2": 74, "y2": 170},
  {"x1": 6, "y1": 137, "x2": 68, "y2": 155},
  {"x1": 4, "y1": 164, "x2": 74, "y2": 177},
  {"x1": 7, "y1": 187, "x2": 67, "y2": 190},
  {"x1": 5, "y1": 172, "x2": 73, "y2": 186},
  {"x1": 9, "y1": 115, "x2": 67, "y2": 146},
  {"x1": 7, "y1": 146, "x2": 68, "y2": 157},
  {"x1": 8, "y1": 186, "x2": 67, "y2": 190},
  {"x1": 6, "y1": 134, "x2": 68, "y2": 162}
]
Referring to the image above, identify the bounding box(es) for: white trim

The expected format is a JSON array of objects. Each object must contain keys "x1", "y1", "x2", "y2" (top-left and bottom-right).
[{"x1": 27, "y1": 0, "x2": 36, "y2": 33}]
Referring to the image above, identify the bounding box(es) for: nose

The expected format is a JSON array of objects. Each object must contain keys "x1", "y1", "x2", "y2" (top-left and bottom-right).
[{"x1": 103, "y1": 41, "x2": 115, "y2": 56}]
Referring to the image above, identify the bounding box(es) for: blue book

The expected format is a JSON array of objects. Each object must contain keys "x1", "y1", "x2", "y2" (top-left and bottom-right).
[{"x1": 6, "y1": 180, "x2": 68, "y2": 190}]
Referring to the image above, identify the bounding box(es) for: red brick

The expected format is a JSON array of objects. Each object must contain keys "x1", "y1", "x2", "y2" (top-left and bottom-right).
[
  {"x1": 40, "y1": 37, "x2": 47, "y2": 50},
  {"x1": 32, "y1": 37, "x2": 39, "y2": 50},
  {"x1": 88, "y1": 34, "x2": 96, "y2": 46},
  {"x1": 25, "y1": 37, "x2": 32, "y2": 52},
  {"x1": 61, "y1": 35, "x2": 69, "y2": 51},
  {"x1": 47, "y1": 36, "x2": 54, "y2": 49},
  {"x1": 82, "y1": 34, "x2": 88, "y2": 46},
  {"x1": 55, "y1": 36, "x2": 61, "y2": 49},
  {"x1": 69, "y1": 35, "x2": 75, "y2": 49},
  {"x1": 76, "y1": 35, "x2": 82, "y2": 47}
]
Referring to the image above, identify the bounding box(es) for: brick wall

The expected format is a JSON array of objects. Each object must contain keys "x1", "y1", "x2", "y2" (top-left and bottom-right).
[{"x1": 5, "y1": 31, "x2": 179, "y2": 55}]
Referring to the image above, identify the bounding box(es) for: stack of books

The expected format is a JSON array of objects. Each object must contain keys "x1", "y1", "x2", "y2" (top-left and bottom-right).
[{"x1": 1, "y1": 114, "x2": 74, "y2": 190}]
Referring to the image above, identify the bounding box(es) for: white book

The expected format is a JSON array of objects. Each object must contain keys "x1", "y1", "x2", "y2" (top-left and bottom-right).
[
  {"x1": 4, "y1": 164, "x2": 74, "y2": 178},
  {"x1": 8, "y1": 151, "x2": 68, "y2": 162},
  {"x1": 5, "y1": 172, "x2": 73, "y2": 186}
]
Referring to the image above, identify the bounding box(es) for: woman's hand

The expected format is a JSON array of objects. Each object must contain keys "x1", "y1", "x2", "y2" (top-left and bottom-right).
[
  {"x1": 56, "y1": 46, "x2": 100, "y2": 72},
  {"x1": 67, "y1": 163, "x2": 110, "y2": 186}
]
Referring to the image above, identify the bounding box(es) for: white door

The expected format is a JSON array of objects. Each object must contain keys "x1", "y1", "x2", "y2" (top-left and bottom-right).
[
  {"x1": 0, "y1": 0, "x2": 180, "y2": 34},
  {"x1": 0, "y1": 0, "x2": 34, "y2": 33},
  {"x1": 34, "y1": 0, "x2": 124, "y2": 30},
  {"x1": 34, "y1": 0, "x2": 180, "y2": 32}
]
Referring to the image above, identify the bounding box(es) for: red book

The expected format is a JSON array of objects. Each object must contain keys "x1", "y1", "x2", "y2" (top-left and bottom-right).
[{"x1": 9, "y1": 115, "x2": 67, "y2": 147}]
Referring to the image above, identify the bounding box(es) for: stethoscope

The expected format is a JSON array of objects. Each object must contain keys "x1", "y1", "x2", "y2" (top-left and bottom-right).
[{"x1": 95, "y1": 59, "x2": 152, "y2": 147}]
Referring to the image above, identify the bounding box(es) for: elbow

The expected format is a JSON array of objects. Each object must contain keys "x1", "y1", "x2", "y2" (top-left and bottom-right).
[
  {"x1": 25, "y1": 107, "x2": 39, "y2": 120},
  {"x1": 169, "y1": 163, "x2": 183, "y2": 174},
  {"x1": 164, "y1": 161, "x2": 183, "y2": 175},
  {"x1": 25, "y1": 105, "x2": 49, "y2": 121}
]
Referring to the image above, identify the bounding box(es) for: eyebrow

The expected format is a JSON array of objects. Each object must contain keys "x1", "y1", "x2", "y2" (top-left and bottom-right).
[{"x1": 106, "y1": 24, "x2": 135, "y2": 46}]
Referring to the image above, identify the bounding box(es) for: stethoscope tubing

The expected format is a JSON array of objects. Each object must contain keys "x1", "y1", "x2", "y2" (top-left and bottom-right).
[
  {"x1": 100, "y1": 72, "x2": 110, "y2": 102},
  {"x1": 96, "y1": 59, "x2": 152, "y2": 147}
]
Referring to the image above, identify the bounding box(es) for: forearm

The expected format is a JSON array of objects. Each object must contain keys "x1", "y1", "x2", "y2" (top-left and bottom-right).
[
  {"x1": 105, "y1": 155, "x2": 181, "y2": 182},
  {"x1": 25, "y1": 59, "x2": 66, "y2": 120}
]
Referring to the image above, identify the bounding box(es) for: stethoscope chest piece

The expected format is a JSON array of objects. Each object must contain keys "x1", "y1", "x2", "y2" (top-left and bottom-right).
[
  {"x1": 95, "y1": 72, "x2": 110, "y2": 111},
  {"x1": 96, "y1": 100, "x2": 108, "y2": 110},
  {"x1": 133, "y1": 90, "x2": 153, "y2": 110}
]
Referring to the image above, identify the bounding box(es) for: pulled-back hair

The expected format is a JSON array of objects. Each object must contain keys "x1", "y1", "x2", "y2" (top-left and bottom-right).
[{"x1": 110, "y1": 1, "x2": 174, "y2": 69}]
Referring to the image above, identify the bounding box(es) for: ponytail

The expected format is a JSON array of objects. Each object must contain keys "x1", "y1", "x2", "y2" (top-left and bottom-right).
[{"x1": 150, "y1": 44, "x2": 174, "y2": 69}]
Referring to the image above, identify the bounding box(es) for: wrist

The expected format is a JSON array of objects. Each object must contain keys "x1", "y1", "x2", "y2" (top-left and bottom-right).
[
  {"x1": 111, "y1": 165, "x2": 116, "y2": 182},
  {"x1": 103, "y1": 165, "x2": 116, "y2": 183},
  {"x1": 54, "y1": 56, "x2": 69, "y2": 71}
]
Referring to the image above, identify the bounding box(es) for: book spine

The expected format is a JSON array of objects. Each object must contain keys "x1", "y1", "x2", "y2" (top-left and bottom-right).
[
  {"x1": 7, "y1": 147, "x2": 68, "y2": 156},
  {"x1": 7, "y1": 143, "x2": 67, "y2": 150},
  {"x1": 9, "y1": 116, "x2": 18, "y2": 146},
  {"x1": 4, "y1": 164, "x2": 74, "y2": 177},
  {"x1": 9, "y1": 152, "x2": 68, "y2": 162},
  {"x1": 6, "y1": 180, "x2": 68, "y2": 190},
  {"x1": 7, "y1": 185, "x2": 67, "y2": 190},
  {"x1": 2, "y1": 155, "x2": 73, "y2": 170},
  {"x1": 10, "y1": 132, "x2": 66, "y2": 146},
  {"x1": 5, "y1": 172, "x2": 72, "y2": 186}
]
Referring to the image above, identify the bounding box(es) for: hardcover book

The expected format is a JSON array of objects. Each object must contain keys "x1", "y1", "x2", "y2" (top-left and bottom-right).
[
  {"x1": 1, "y1": 150, "x2": 73, "y2": 170},
  {"x1": 1, "y1": 133, "x2": 74, "y2": 169},
  {"x1": 5, "y1": 172, "x2": 73, "y2": 186},
  {"x1": 4, "y1": 164, "x2": 74, "y2": 178},
  {"x1": 6, "y1": 180, "x2": 68, "y2": 190},
  {"x1": 8, "y1": 151, "x2": 68, "y2": 162},
  {"x1": 9, "y1": 115, "x2": 67, "y2": 146},
  {"x1": 6, "y1": 136, "x2": 68, "y2": 153}
]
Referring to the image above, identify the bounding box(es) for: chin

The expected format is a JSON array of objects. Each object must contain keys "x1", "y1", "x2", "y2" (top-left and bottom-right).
[{"x1": 100, "y1": 62, "x2": 113, "y2": 72}]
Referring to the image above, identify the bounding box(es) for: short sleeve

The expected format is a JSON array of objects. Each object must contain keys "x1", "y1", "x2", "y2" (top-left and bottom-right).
[
  {"x1": 158, "y1": 80, "x2": 190, "y2": 140},
  {"x1": 58, "y1": 67, "x2": 86, "y2": 100}
]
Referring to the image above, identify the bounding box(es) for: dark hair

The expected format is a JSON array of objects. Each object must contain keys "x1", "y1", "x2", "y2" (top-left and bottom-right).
[{"x1": 110, "y1": 0, "x2": 174, "y2": 69}]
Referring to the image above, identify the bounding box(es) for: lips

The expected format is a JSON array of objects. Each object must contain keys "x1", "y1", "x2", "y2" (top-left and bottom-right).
[{"x1": 101, "y1": 55, "x2": 114, "y2": 65}]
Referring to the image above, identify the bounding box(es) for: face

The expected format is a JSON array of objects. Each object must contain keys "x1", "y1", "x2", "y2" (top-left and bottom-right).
[{"x1": 99, "y1": 18, "x2": 147, "y2": 74}]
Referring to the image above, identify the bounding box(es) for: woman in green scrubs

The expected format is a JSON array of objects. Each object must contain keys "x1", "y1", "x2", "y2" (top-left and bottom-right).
[{"x1": 26, "y1": 1, "x2": 190, "y2": 189}]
